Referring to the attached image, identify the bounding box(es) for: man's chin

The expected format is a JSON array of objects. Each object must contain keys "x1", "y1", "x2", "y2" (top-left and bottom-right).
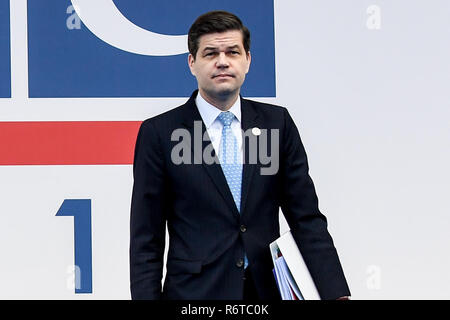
[{"x1": 211, "y1": 87, "x2": 238, "y2": 99}]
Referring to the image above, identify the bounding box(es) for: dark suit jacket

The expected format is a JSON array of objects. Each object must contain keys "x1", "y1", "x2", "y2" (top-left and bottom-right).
[{"x1": 130, "y1": 90, "x2": 350, "y2": 300}]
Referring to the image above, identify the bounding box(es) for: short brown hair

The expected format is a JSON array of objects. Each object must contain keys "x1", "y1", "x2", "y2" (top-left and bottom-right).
[{"x1": 188, "y1": 11, "x2": 251, "y2": 59}]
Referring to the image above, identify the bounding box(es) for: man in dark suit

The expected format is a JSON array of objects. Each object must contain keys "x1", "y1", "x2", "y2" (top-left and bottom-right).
[{"x1": 130, "y1": 11, "x2": 350, "y2": 300}]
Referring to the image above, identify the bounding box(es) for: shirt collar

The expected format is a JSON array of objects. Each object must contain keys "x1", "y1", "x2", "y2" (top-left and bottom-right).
[{"x1": 195, "y1": 91, "x2": 241, "y2": 129}]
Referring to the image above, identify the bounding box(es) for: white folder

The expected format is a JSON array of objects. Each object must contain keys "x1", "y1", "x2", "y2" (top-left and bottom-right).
[{"x1": 270, "y1": 230, "x2": 321, "y2": 300}]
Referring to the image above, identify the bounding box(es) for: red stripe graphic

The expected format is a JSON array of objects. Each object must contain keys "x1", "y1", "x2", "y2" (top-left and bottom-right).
[{"x1": 0, "y1": 121, "x2": 142, "y2": 165}]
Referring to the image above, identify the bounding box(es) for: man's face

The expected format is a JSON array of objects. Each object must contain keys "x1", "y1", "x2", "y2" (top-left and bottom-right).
[{"x1": 188, "y1": 30, "x2": 251, "y2": 101}]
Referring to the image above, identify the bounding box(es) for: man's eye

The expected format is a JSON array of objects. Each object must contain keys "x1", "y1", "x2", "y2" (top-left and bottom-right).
[{"x1": 205, "y1": 52, "x2": 216, "y2": 57}]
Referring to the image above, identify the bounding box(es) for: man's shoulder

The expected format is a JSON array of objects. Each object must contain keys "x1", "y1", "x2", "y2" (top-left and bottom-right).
[
  {"x1": 139, "y1": 95, "x2": 292, "y2": 131},
  {"x1": 140, "y1": 101, "x2": 190, "y2": 131},
  {"x1": 243, "y1": 97, "x2": 286, "y2": 112},
  {"x1": 242, "y1": 97, "x2": 290, "y2": 124}
]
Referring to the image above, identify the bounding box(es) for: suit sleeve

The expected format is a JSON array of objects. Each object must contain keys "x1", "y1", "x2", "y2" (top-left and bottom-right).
[
  {"x1": 279, "y1": 108, "x2": 351, "y2": 300},
  {"x1": 130, "y1": 120, "x2": 168, "y2": 300}
]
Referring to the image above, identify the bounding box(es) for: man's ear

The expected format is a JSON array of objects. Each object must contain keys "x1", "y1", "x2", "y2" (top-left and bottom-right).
[
  {"x1": 245, "y1": 51, "x2": 252, "y2": 74},
  {"x1": 188, "y1": 54, "x2": 196, "y2": 76}
]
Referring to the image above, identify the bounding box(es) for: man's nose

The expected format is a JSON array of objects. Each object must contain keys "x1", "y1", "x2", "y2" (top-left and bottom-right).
[{"x1": 216, "y1": 52, "x2": 229, "y2": 68}]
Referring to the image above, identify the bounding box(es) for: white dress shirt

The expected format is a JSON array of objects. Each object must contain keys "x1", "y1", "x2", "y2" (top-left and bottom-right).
[{"x1": 195, "y1": 92, "x2": 243, "y2": 163}]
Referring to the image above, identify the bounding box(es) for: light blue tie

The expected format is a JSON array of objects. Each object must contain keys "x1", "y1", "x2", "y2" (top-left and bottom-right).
[{"x1": 217, "y1": 111, "x2": 248, "y2": 269}]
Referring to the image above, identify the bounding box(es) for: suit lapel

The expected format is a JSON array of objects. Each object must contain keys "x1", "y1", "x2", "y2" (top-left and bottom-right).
[
  {"x1": 180, "y1": 92, "x2": 261, "y2": 219},
  {"x1": 240, "y1": 97, "x2": 260, "y2": 217},
  {"x1": 181, "y1": 91, "x2": 241, "y2": 219}
]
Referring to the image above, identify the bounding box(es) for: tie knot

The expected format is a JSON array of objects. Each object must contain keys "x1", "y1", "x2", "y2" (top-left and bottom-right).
[{"x1": 217, "y1": 111, "x2": 235, "y2": 127}]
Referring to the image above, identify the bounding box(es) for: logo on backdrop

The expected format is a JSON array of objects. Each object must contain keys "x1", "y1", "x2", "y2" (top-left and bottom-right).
[
  {"x1": 27, "y1": 0, "x2": 275, "y2": 98},
  {"x1": 0, "y1": 0, "x2": 11, "y2": 98}
]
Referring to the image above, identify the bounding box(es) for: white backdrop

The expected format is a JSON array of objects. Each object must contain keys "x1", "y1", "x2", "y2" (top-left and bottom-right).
[{"x1": 1, "y1": 0, "x2": 449, "y2": 299}]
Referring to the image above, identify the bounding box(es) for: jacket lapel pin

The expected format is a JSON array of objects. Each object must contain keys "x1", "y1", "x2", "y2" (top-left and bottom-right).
[{"x1": 252, "y1": 127, "x2": 261, "y2": 136}]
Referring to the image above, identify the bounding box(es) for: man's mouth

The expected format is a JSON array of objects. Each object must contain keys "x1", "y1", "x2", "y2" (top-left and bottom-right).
[{"x1": 213, "y1": 74, "x2": 234, "y2": 78}]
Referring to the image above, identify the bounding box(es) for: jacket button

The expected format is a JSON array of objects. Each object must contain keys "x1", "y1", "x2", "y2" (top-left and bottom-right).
[
  {"x1": 240, "y1": 225, "x2": 247, "y2": 233},
  {"x1": 236, "y1": 259, "x2": 244, "y2": 268}
]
